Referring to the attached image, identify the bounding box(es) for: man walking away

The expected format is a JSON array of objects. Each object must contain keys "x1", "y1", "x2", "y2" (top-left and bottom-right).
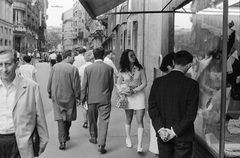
[
  {"x1": 81, "y1": 47, "x2": 114, "y2": 154},
  {"x1": 149, "y1": 50, "x2": 199, "y2": 158},
  {"x1": 47, "y1": 49, "x2": 80, "y2": 150}
]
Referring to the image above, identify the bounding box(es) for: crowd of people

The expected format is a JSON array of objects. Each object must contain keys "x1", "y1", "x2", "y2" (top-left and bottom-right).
[{"x1": 0, "y1": 43, "x2": 239, "y2": 158}]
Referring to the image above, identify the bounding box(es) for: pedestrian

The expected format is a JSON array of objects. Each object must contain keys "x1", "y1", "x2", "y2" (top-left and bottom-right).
[
  {"x1": 56, "y1": 52, "x2": 63, "y2": 63},
  {"x1": 149, "y1": 52, "x2": 175, "y2": 157},
  {"x1": 47, "y1": 49, "x2": 80, "y2": 150},
  {"x1": 104, "y1": 50, "x2": 118, "y2": 78},
  {"x1": 148, "y1": 50, "x2": 199, "y2": 158},
  {"x1": 49, "y1": 51, "x2": 57, "y2": 67},
  {"x1": 73, "y1": 46, "x2": 86, "y2": 69},
  {"x1": 17, "y1": 55, "x2": 37, "y2": 82},
  {"x1": 116, "y1": 49, "x2": 147, "y2": 154},
  {"x1": 78, "y1": 50, "x2": 94, "y2": 129},
  {"x1": 0, "y1": 48, "x2": 49, "y2": 158},
  {"x1": 81, "y1": 47, "x2": 114, "y2": 154}
]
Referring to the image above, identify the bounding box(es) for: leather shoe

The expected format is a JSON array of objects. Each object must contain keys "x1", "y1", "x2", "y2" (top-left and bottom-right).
[
  {"x1": 66, "y1": 135, "x2": 70, "y2": 141},
  {"x1": 83, "y1": 122, "x2": 88, "y2": 128},
  {"x1": 59, "y1": 142, "x2": 66, "y2": 150},
  {"x1": 89, "y1": 137, "x2": 97, "y2": 144},
  {"x1": 98, "y1": 146, "x2": 107, "y2": 154}
]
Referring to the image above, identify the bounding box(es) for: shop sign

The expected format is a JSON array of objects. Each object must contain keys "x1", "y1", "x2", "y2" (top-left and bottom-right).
[{"x1": 14, "y1": 26, "x2": 26, "y2": 33}]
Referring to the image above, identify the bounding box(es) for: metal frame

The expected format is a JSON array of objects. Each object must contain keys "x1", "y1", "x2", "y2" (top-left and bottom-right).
[{"x1": 106, "y1": 10, "x2": 195, "y2": 15}]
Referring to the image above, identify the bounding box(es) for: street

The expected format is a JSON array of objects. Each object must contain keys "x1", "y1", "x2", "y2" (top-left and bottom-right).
[{"x1": 35, "y1": 62, "x2": 155, "y2": 158}]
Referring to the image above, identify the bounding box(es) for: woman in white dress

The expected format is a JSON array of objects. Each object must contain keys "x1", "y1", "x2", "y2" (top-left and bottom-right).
[
  {"x1": 116, "y1": 49, "x2": 147, "y2": 154},
  {"x1": 17, "y1": 55, "x2": 37, "y2": 82}
]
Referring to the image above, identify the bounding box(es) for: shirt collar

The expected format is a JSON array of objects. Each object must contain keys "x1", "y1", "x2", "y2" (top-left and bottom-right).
[
  {"x1": 0, "y1": 76, "x2": 18, "y2": 88},
  {"x1": 95, "y1": 59, "x2": 103, "y2": 62},
  {"x1": 172, "y1": 69, "x2": 183, "y2": 73}
]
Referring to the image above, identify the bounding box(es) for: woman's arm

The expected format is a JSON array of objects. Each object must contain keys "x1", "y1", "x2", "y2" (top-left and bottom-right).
[{"x1": 133, "y1": 69, "x2": 147, "y2": 93}]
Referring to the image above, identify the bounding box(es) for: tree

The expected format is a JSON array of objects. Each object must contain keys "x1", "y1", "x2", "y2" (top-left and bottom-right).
[{"x1": 46, "y1": 29, "x2": 62, "y2": 51}]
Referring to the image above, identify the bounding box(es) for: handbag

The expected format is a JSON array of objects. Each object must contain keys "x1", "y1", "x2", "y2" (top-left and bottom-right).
[
  {"x1": 116, "y1": 94, "x2": 128, "y2": 109},
  {"x1": 32, "y1": 127, "x2": 40, "y2": 157}
]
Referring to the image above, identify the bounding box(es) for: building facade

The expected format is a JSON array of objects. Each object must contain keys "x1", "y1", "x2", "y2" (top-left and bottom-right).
[
  {"x1": 72, "y1": 0, "x2": 88, "y2": 48},
  {"x1": 62, "y1": 8, "x2": 73, "y2": 50},
  {"x1": 0, "y1": 0, "x2": 14, "y2": 49},
  {"x1": 12, "y1": 0, "x2": 48, "y2": 54}
]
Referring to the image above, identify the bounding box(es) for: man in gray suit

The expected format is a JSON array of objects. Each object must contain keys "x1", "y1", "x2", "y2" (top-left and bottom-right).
[{"x1": 81, "y1": 47, "x2": 114, "y2": 154}]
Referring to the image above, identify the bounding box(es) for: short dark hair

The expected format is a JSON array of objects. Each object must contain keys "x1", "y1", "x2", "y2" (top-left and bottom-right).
[
  {"x1": 0, "y1": 49, "x2": 18, "y2": 63},
  {"x1": 160, "y1": 52, "x2": 175, "y2": 72},
  {"x1": 76, "y1": 47, "x2": 86, "y2": 54},
  {"x1": 62, "y1": 50, "x2": 73, "y2": 59},
  {"x1": 173, "y1": 50, "x2": 193, "y2": 66},
  {"x1": 23, "y1": 55, "x2": 31, "y2": 63},
  {"x1": 93, "y1": 47, "x2": 105, "y2": 60}
]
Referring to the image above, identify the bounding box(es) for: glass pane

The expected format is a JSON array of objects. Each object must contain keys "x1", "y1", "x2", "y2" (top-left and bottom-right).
[{"x1": 175, "y1": 0, "x2": 240, "y2": 157}]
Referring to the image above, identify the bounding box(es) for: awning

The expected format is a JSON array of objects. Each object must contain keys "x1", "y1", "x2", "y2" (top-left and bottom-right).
[{"x1": 79, "y1": 0, "x2": 127, "y2": 19}]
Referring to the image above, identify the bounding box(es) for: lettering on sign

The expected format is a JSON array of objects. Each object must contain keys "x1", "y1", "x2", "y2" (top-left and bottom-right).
[{"x1": 14, "y1": 26, "x2": 26, "y2": 33}]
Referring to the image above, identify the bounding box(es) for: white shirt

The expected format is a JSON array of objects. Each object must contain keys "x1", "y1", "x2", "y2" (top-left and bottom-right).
[
  {"x1": 18, "y1": 64, "x2": 37, "y2": 80},
  {"x1": 79, "y1": 62, "x2": 92, "y2": 86},
  {"x1": 104, "y1": 57, "x2": 118, "y2": 76},
  {"x1": 73, "y1": 54, "x2": 86, "y2": 69},
  {"x1": 0, "y1": 78, "x2": 17, "y2": 134},
  {"x1": 49, "y1": 53, "x2": 57, "y2": 60}
]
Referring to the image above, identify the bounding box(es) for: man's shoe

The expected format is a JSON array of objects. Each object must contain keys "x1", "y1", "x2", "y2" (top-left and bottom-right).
[
  {"x1": 59, "y1": 142, "x2": 66, "y2": 150},
  {"x1": 98, "y1": 146, "x2": 107, "y2": 154},
  {"x1": 83, "y1": 122, "x2": 88, "y2": 129},
  {"x1": 66, "y1": 135, "x2": 70, "y2": 141},
  {"x1": 89, "y1": 137, "x2": 97, "y2": 144}
]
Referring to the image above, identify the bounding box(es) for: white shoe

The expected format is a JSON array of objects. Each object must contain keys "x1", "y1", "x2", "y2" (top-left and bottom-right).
[
  {"x1": 137, "y1": 146, "x2": 143, "y2": 155},
  {"x1": 137, "y1": 146, "x2": 143, "y2": 154},
  {"x1": 126, "y1": 138, "x2": 132, "y2": 148}
]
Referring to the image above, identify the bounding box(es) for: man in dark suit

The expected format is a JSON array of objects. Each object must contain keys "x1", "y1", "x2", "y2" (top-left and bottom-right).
[
  {"x1": 149, "y1": 50, "x2": 199, "y2": 158},
  {"x1": 81, "y1": 47, "x2": 114, "y2": 154}
]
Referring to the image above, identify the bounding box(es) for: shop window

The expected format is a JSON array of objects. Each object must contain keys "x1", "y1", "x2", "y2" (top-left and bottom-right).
[{"x1": 174, "y1": 0, "x2": 240, "y2": 157}]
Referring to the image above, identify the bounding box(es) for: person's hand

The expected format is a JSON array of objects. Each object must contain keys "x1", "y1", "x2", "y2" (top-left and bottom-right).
[
  {"x1": 236, "y1": 76, "x2": 240, "y2": 84},
  {"x1": 164, "y1": 128, "x2": 176, "y2": 142},
  {"x1": 159, "y1": 129, "x2": 169, "y2": 142},
  {"x1": 76, "y1": 99, "x2": 81, "y2": 105},
  {"x1": 38, "y1": 147, "x2": 45, "y2": 156}
]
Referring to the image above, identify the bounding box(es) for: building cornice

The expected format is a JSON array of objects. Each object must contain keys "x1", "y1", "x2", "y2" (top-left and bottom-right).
[{"x1": 0, "y1": 19, "x2": 14, "y2": 27}]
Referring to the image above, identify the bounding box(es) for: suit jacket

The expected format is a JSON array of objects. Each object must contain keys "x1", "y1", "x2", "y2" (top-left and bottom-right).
[
  {"x1": 149, "y1": 70, "x2": 199, "y2": 142},
  {"x1": 81, "y1": 60, "x2": 114, "y2": 104},
  {"x1": 13, "y1": 76, "x2": 49, "y2": 158}
]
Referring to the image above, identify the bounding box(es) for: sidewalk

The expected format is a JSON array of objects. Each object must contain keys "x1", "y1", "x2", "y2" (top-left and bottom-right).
[{"x1": 39, "y1": 88, "x2": 156, "y2": 158}]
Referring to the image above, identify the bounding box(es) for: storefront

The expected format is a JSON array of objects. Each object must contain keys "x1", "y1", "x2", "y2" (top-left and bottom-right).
[{"x1": 80, "y1": 0, "x2": 240, "y2": 157}]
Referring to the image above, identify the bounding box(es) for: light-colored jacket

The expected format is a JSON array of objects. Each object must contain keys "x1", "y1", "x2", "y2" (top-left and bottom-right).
[{"x1": 13, "y1": 76, "x2": 49, "y2": 158}]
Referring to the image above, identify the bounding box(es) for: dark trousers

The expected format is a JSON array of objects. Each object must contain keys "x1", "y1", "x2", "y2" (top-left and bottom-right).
[
  {"x1": 50, "y1": 59, "x2": 56, "y2": 67},
  {"x1": 88, "y1": 103, "x2": 111, "y2": 146},
  {"x1": 57, "y1": 120, "x2": 72, "y2": 143},
  {"x1": 0, "y1": 133, "x2": 20, "y2": 158},
  {"x1": 158, "y1": 137, "x2": 193, "y2": 158}
]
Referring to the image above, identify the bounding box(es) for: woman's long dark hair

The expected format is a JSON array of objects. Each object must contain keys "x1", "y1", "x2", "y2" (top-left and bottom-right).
[{"x1": 119, "y1": 49, "x2": 143, "y2": 72}]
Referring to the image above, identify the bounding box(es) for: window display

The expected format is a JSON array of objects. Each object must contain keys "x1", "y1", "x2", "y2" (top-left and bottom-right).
[{"x1": 175, "y1": 0, "x2": 240, "y2": 157}]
